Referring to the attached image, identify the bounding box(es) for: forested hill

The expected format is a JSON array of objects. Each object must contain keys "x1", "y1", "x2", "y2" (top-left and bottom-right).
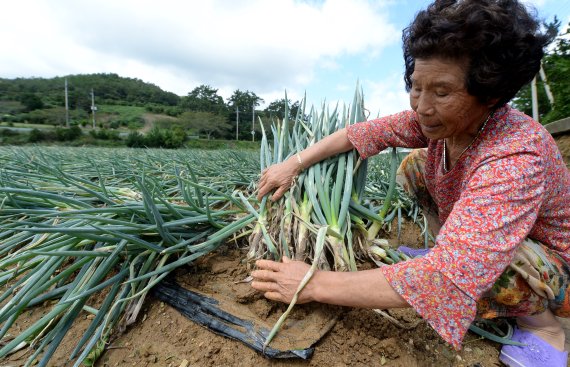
[
  {"x1": 0, "y1": 73, "x2": 180, "y2": 109},
  {"x1": 0, "y1": 73, "x2": 296, "y2": 142}
]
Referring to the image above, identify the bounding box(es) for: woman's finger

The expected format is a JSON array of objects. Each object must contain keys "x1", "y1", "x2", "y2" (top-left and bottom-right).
[
  {"x1": 256, "y1": 191, "x2": 264, "y2": 201},
  {"x1": 257, "y1": 179, "x2": 268, "y2": 192},
  {"x1": 255, "y1": 259, "x2": 282, "y2": 271},
  {"x1": 263, "y1": 291, "x2": 284, "y2": 302},
  {"x1": 251, "y1": 280, "x2": 276, "y2": 292},
  {"x1": 250, "y1": 269, "x2": 278, "y2": 281},
  {"x1": 257, "y1": 182, "x2": 273, "y2": 200},
  {"x1": 271, "y1": 186, "x2": 288, "y2": 202}
]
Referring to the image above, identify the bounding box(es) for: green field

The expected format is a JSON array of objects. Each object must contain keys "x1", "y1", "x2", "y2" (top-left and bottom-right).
[{"x1": 0, "y1": 101, "x2": 418, "y2": 365}]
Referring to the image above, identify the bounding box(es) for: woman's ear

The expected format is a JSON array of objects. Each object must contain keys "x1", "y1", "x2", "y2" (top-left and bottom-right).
[{"x1": 487, "y1": 98, "x2": 501, "y2": 108}]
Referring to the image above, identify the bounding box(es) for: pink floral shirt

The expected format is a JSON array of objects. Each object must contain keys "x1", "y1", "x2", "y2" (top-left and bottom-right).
[{"x1": 346, "y1": 105, "x2": 570, "y2": 349}]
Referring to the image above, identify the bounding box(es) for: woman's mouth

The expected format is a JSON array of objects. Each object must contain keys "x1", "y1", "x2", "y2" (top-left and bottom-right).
[{"x1": 420, "y1": 123, "x2": 442, "y2": 134}]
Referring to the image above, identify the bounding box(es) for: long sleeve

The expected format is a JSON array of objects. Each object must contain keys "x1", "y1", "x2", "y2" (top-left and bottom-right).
[
  {"x1": 382, "y1": 148, "x2": 546, "y2": 349},
  {"x1": 346, "y1": 105, "x2": 569, "y2": 349},
  {"x1": 346, "y1": 110, "x2": 428, "y2": 158}
]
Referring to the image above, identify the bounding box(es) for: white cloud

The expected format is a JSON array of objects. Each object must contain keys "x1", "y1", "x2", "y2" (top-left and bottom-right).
[
  {"x1": 1, "y1": 0, "x2": 400, "y2": 106},
  {"x1": 521, "y1": 0, "x2": 548, "y2": 7},
  {"x1": 299, "y1": 74, "x2": 410, "y2": 123},
  {"x1": 362, "y1": 74, "x2": 411, "y2": 117}
]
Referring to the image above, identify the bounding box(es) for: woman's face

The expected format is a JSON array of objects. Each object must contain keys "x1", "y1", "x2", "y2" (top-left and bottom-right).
[{"x1": 409, "y1": 58, "x2": 491, "y2": 141}]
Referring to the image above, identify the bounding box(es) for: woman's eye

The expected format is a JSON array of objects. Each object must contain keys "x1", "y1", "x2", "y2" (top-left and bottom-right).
[{"x1": 435, "y1": 91, "x2": 449, "y2": 97}]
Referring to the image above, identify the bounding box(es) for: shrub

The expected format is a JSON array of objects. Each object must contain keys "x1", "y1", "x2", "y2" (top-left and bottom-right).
[
  {"x1": 28, "y1": 128, "x2": 44, "y2": 143},
  {"x1": 126, "y1": 131, "x2": 145, "y2": 147},
  {"x1": 0, "y1": 128, "x2": 18, "y2": 137},
  {"x1": 125, "y1": 127, "x2": 185, "y2": 149},
  {"x1": 89, "y1": 129, "x2": 121, "y2": 141},
  {"x1": 55, "y1": 126, "x2": 82, "y2": 141}
]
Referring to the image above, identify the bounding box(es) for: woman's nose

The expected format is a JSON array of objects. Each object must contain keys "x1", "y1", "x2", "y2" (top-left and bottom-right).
[{"x1": 412, "y1": 93, "x2": 435, "y2": 116}]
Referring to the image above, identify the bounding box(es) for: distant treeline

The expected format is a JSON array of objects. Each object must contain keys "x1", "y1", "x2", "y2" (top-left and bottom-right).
[
  {"x1": 0, "y1": 73, "x2": 180, "y2": 110},
  {"x1": 0, "y1": 74, "x2": 304, "y2": 141}
]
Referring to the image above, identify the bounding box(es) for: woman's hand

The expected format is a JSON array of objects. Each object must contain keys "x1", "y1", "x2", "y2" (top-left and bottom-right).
[
  {"x1": 256, "y1": 129, "x2": 353, "y2": 202},
  {"x1": 252, "y1": 256, "x2": 409, "y2": 309},
  {"x1": 251, "y1": 256, "x2": 315, "y2": 304},
  {"x1": 256, "y1": 158, "x2": 300, "y2": 202}
]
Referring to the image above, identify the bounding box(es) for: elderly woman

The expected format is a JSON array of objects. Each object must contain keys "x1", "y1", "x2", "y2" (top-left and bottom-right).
[{"x1": 250, "y1": 1, "x2": 570, "y2": 366}]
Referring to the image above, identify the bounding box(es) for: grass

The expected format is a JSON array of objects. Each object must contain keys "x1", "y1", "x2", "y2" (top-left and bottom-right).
[
  {"x1": 0, "y1": 125, "x2": 264, "y2": 149},
  {"x1": 1, "y1": 122, "x2": 57, "y2": 129},
  {"x1": 96, "y1": 105, "x2": 147, "y2": 121},
  {"x1": 185, "y1": 139, "x2": 260, "y2": 150}
]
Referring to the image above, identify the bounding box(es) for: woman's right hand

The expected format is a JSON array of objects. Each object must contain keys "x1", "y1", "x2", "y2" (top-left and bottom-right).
[
  {"x1": 256, "y1": 129, "x2": 352, "y2": 202},
  {"x1": 256, "y1": 157, "x2": 300, "y2": 202}
]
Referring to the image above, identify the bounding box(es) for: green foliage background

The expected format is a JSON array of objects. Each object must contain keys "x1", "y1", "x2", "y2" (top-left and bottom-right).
[{"x1": 512, "y1": 20, "x2": 570, "y2": 124}]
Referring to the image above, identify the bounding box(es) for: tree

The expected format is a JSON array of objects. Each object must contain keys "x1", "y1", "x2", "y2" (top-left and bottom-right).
[
  {"x1": 227, "y1": 90, "x2": 264, "y2": 140},
  {"x1": 512, "y1": 18, "x2": 570, "y2": 123},
  {"x1": 264, "y1": 98, "x2": 287, "y2": 119},
  {"x1": 179, "y1": 85, "x2": 228, "y2": 115},
  {"x1": 290, "y1": 101, "x2": 307, "y2": 122},
  {"x1": 511, "y1": 78, "x2": 552, "y2": 120},
  {"x1": 20, "y1": 93, "x2": 44, "y2": 112},
  {"x1": 227, "y1": 90, "x2": 264, "y2": 114},
  {"x1": 1, "y1": 73, "x2": 180, "y2": 110},
  {"x1": 541, "y1": 21, "x2": 570, "y2": 122},
  {"x1": 263, "y1": 98, "x2": 306, "y2": 122},
  {"x1": 179, "y1": 111, "x2": 232, "y2": 140}
]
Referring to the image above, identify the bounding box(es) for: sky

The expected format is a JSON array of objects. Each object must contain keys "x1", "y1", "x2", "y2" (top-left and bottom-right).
[{"x1": 3, "y1": 0, "x2": 570, "y2": 117}]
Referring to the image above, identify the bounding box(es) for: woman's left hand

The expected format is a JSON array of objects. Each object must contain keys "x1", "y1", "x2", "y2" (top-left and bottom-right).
[
  {"x1": 251, "y1": 256, "x2": 315, "y2": 304},
  {"x1": 256, "y1": 159, "x2": 300, "y2": 202}
]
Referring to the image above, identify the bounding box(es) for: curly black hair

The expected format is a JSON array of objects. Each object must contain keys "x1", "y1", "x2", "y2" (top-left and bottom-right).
[{"x1": 403, "y1": 0, "x2": 550, "y2": 108}]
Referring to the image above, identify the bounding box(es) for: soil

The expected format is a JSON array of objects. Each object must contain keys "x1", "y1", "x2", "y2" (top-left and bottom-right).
[
  {"x1": 141, "y1": 113, "x2": 177, "y2": 133},
  {"x1": 6, "y1": 222, "x2": 476, "y2": 367},
  {"x1": 4, "y1": 135, "x2": 570, "y2": 367}
]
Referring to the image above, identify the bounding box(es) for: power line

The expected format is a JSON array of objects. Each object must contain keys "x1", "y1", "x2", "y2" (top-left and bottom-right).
[{"x1": 542, "y1": 1, "x2": 570, "y2": 23}]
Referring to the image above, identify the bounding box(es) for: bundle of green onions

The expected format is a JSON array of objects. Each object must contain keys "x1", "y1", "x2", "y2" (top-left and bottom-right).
[
  {"x1": 247, "y1": 87, "x2": 425, "y2": 272},
  {"x1": 248, "y1": 87, "x2": 429, "y2": 348}
]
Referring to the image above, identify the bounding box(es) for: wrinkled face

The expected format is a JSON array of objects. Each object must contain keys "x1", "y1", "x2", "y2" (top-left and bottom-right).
[{"x1": 409, "y1": 58, "x2": 491, "y2": 140}]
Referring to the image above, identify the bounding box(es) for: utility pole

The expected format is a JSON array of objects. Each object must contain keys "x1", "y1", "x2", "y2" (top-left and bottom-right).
[
  {"x1": 531, "y1": 76, "x2": 539, "y2": 122},
  {"x1": 251, "y1": 102, "x2": 255, "y2": 142},
  {"x1": 65, "y1": 78, "x2": 69, "y2": 127},
  {"x1": 91, "y1": 88, "x2": 97, "y2": 129},
  {"x1": 235, "y1": 106, "x2": 239, "y2": 140},
  {"x1": 539, "y1": 65, "x2": 555, "y2": 107},
  {"x1": 530, "y1": 64, "x2": 554, "y2": 123}
]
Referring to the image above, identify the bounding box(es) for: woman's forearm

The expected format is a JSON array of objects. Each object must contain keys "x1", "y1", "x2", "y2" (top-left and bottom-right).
[
  {"x1": 251, "y1": 257, "x2": 408, "y2": 309},
  {"x1": 295, "y1": 128, "x2": 354, "y2": 170},
  {"x1": 311, "y1": 268, "x2": 409, "y2": 309},
  {"x1": 257, "y1": 128, "x2": 355, "y2": 201}
]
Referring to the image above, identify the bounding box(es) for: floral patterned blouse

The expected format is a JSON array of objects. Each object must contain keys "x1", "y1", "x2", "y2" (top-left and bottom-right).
[{"x1": 346, "y1": 105, "x2": 570, "y2": 349}]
